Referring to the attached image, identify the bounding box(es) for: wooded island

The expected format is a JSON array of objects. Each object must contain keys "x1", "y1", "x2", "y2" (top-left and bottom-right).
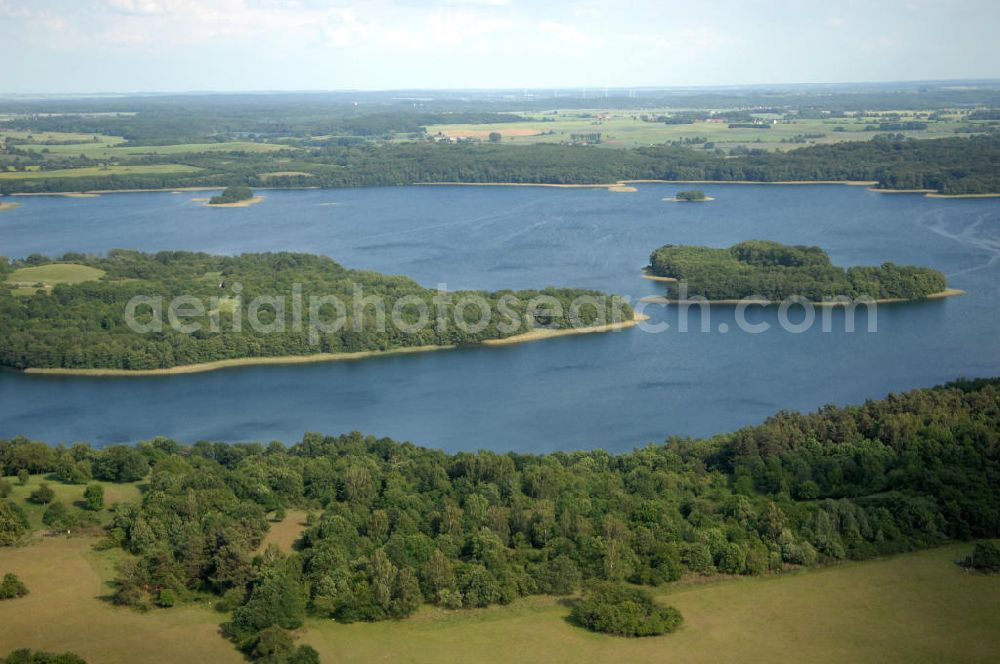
[{"x1": 648, "y1": 240, "x2": 952, "y2": 302}]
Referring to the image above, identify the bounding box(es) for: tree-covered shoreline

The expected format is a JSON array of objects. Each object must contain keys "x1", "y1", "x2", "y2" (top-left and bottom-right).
[
  {"x1": 2, "y1": 135, "x2": 998, "y2": 196},
  {"x1": 648, "y1": 240, "x2": 948, "y2": 301},
  {"x1": 1, "y1": 377, "x2": 998, "y2": 661}
]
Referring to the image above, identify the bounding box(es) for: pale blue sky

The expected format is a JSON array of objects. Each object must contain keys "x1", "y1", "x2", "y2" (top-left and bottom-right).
[{"x1": 1, "y1": 0, "x2": 998, "y2": 93}]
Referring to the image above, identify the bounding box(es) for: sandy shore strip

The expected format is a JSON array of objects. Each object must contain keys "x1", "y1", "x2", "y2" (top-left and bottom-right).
[
  {"x1": 418, "y1": 179, "x2": 880, "y2": 189},
  {"x1": 9, "y1": 192, "x2": 100, "y2": 198},
  {"x1": 641, "y1": 268, "x2": 677, "y2": 283},
  {"x1": 867, "y1": 187, "x2": 936, "y2": 194},
  {"x1": 415, "y1": 181, "x2": 630, "y2": 191},
  {"x1": 624, "y1": 179, "x2": 881, "y2": 186},
  {"x1": 639, "y1": 289, "x2": 965, "y2": 306},
  {"x1": 483, "y1": 314, "x2": 650, "y2": 346},
  {"x1": 23, "y1": 345, "x2": 456, "y2": 377},
  {"x1": 924, "y1": 192, "x2": 1000, "y2": 199},
  {"x1": 21, "y1": 316, "x2": 649, "y2": 376},
  {"x1": 204, "y1": 196, "x2": 265, "y2": 208},
  {"x1": 865, "y1": 187, "x2": 1000, "y2": 198}
]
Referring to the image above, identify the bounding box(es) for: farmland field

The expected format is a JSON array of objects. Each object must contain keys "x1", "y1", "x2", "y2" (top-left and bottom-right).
[
  {"x1": 424, "y1": 109, "x2": 989, "y2": 150},
  {"x1": 0, "y1": 164, "x2": 202, "y2": 180},
  {"x1": 17, "y1": 141, "x2": 295, "y2": 158}
]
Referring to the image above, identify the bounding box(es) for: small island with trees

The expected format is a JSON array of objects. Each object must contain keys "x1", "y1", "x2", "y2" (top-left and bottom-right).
[
  {"x1": 208, "y1": 185, "x2": 261, "y2": 207},
  {"x1": 671, "y1": 189, "x2": 712, "y2": 202},
  {"x1": 647, "y1": 240, "x2": 961, "y2": 303}
]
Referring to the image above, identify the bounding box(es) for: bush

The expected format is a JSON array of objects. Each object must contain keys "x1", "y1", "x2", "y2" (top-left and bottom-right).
[
  {"x1": 28, "y1": 483, "x2": 54, "y2": 505},
  {"x1": 0, "y1": 480, "x2": 12, "y2": 498},
  {"x1": 0, "y1": 501, "x2": 29, "y2": 545},
  {"x1": 968, "y1": 541, "x2": 1000, "y2": 573},
  {"x1": 0, "y1": 649, "x2": 87, "y2": 663},
  {"x1": 157, "y1": 588, "x2": 177, "y2": 608},
  {"x1": 83, "y1": 484, "x2": 104, "y2": 511},
  {"x1": 570, "y1": 583, "x2": 683, "y2": 637},
  {"x1": 0, "y1": 572, "x2": 29, "y2": 600},
  {"x1": 42, "y1": 502, "x2": 77, "y2": 529},
  {"x1": 17, "y1": 470, "x2": 29, "y2": 486}
]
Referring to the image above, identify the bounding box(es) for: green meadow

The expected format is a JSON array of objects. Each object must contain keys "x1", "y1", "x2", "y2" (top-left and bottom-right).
[
  {"x1": 1, "y1": 473, "x2": 142, "y2": 530},
  {"x1": 302, "y1": 543, "x2": 1000, "y2": 664}
]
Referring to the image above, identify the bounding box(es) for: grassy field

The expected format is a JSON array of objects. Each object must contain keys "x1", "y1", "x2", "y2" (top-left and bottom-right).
[
  {"x1": 1, "y1": 473, "x2": 143, "y2": 531},
  {"x1": 424, "y1": 109, "x2": 987, "y2": 151},
  {"x1": 0, "y1": 130, "x2": 126, "y2": 145},
  {"x1": 0, "y1": 164, "x2": 202, "y2": 181},
  {"x1": 305, "y1": 543, "x2": 1000, "y2": 664},
  {"x1": 5, "y1": 263, "x2": 106, "y2": 296},
  {"x1": 1, "y1": 539, "x2": 995, "y2": 663},
  {"x1": 1, "y1": 128, "x2": 294, "y2": 159},
  {"x1": 259, "y1": 510, "x2": 309, "y2": 553},
  {"x1": 0, "y1": 537, "x2": 241, "y2": 664}
]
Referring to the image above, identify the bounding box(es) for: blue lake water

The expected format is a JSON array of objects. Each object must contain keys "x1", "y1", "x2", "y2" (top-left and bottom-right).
[{"x1": 1, "y1": 184, "x2": 998, "y2": 452}]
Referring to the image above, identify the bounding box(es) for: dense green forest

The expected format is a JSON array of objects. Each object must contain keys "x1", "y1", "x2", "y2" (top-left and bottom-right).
[
  {"x1": 1, "y1": 378, "x2": 998, "y2": 660},
  {"x1": 0, "y1": 251, "x2": 632, "y2": 371},
  {"x1": 648, "y1": 240, "x2": 948, "y2": 301}
]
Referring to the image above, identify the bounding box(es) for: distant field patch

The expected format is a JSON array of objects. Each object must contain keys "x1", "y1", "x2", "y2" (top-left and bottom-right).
[
  {"x1": 18, "y1": 141, "x2": 295, "y2": 158},
  {"x1": 5, "y1": 263, "x2": 105, "y2": 295},
  {"x1": 439, "y1": 127, "x2": 542, "y2": 139},
  {"x1": 1, "y1": 129, "x2": 125, "y2": 145},
  {"x1": 0, "y1": 164, "x2": 202, "y2": 180},
  {"x1": 259, "y1": 170, "x2": 314, "y2": 179}
]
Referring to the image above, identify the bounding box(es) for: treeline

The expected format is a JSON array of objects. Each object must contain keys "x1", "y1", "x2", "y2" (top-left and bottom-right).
[
  {"x1": 1, "y1": 378, "x2": 998, "y2": 660},
  {"x1": 649, "y1": 240, "x2": 948, "y2": 301},
  {"x1": 3, "y1": 135, "x2": 999, "y2": 195},
  {"x1": 0, "y1": 251, "x2": 632, "y2": 371}
]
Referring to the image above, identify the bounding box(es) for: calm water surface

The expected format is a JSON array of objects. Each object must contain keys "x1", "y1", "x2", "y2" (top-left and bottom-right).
[{"x1": 1, "y1": 184, "x2": 998, "y2": 451}]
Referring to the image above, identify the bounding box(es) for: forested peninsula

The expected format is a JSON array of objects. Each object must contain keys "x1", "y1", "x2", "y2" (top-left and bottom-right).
[
  {"x1": 648, "y1": 240, "x2": 952, "y2": 302},
  {"x1": 0, "y1": 251, "x2": 634, "y2": 372},
  {"x1": 1, "y1": 378, "x2": 998, "y2": 662}
]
